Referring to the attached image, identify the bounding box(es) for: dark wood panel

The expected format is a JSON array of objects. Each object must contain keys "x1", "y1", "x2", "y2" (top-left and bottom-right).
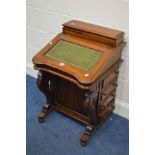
[{"x1": 54, "y1": 77, "x2": 86, "y2": 115}]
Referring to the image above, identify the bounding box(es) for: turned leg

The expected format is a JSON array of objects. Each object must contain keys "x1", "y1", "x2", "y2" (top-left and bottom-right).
[
  {"x1": 80, "y1": 91, "x2": 98, "y2": 146},
  {"x1": 36, "y1": 71, "x2": 55, "y2": 123}
]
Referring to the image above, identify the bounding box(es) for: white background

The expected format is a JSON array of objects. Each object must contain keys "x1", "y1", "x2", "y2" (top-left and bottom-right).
[{"x1": 0, "y1": 0, "x2": 155, "y2": 155}]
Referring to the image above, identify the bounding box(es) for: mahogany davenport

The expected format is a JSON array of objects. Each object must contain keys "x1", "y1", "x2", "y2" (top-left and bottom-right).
[{"x1": 32, "y1": 20, "x2": 126, "y2": 146}]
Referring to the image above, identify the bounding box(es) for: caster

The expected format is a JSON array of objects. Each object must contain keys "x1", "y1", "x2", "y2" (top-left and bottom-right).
[
  {"x1": 38, "y1": 117, "x2": 44, "y2": 123},
  {"x1": 38, "y1": 112, "x2": 46, "y2": 123},
  {"x1": 80, "y1": 141, "x2": 87, "y2": 147}
]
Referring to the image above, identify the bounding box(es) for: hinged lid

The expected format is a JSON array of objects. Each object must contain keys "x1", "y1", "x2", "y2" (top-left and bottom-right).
[{"x1": 63, "y1": 20, "x2": 124, "y2": 47}]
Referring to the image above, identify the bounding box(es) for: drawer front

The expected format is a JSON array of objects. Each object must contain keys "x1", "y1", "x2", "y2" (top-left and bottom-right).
[
  {"x1": 104, "y1": 69, "x2": 118, "y2": 87},
  {"x1": 98, "y1": 68, "x2": 119, "y2": 114}
]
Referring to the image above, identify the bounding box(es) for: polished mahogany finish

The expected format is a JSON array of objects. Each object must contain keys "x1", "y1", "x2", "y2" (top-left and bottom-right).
[{"x1": 32, "y1": 20, "x2": 125, "y2": 146}]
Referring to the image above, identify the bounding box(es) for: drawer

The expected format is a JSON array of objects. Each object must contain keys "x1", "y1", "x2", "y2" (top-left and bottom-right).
[
  {"x1": 104, "y1": 70, "x2": 118, "y2": 87},
  {"x1": 98, "y1": 97, "x2": 115, "y2": 116},
  {"x1": 100, "y1": 84, "x2": 117, "y2": 96},
  {"x1": 100, "y1": 96, "x2": 114, "y2": 107}
]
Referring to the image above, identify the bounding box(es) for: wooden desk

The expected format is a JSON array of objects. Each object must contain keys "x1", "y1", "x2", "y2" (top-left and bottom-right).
[{"x1": 32, "y1": 20, "x2": 126, "y2": 146}]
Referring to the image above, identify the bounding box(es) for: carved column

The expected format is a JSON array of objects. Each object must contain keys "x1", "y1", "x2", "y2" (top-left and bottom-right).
[
  {"x1": 83, "y1": 91, "x2": 98, "y2": 125},
  {"x1": 80, "y1": 89, "x2": 99, "y2": 146},
  {"x1": 36, "y1": 71, "x2": 55, "y2": 122}
]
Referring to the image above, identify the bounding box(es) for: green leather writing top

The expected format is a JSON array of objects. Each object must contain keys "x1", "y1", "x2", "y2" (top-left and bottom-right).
[{"x1": 45, "y1": 40, "x2": 102, "y2": 71}]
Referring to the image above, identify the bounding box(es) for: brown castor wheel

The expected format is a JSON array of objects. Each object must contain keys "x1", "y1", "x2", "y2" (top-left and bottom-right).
[
  {"x1": 80, "y1": 141, "x2": 87, "y2": 147},
  {"x1": 38, "y1": 117, "x2": 45, "y2": 123},
  {"x1": 38, "y1": 112, "x2": 46, "y2": 123},
  {"x1": 80, "y1": 134, "x2": 89, "y2": 146}
]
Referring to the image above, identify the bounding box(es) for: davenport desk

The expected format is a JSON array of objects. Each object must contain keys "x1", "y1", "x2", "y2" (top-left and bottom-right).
[{"x1": 32, "y1": 20, "x2": 126, "y2": 146}]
